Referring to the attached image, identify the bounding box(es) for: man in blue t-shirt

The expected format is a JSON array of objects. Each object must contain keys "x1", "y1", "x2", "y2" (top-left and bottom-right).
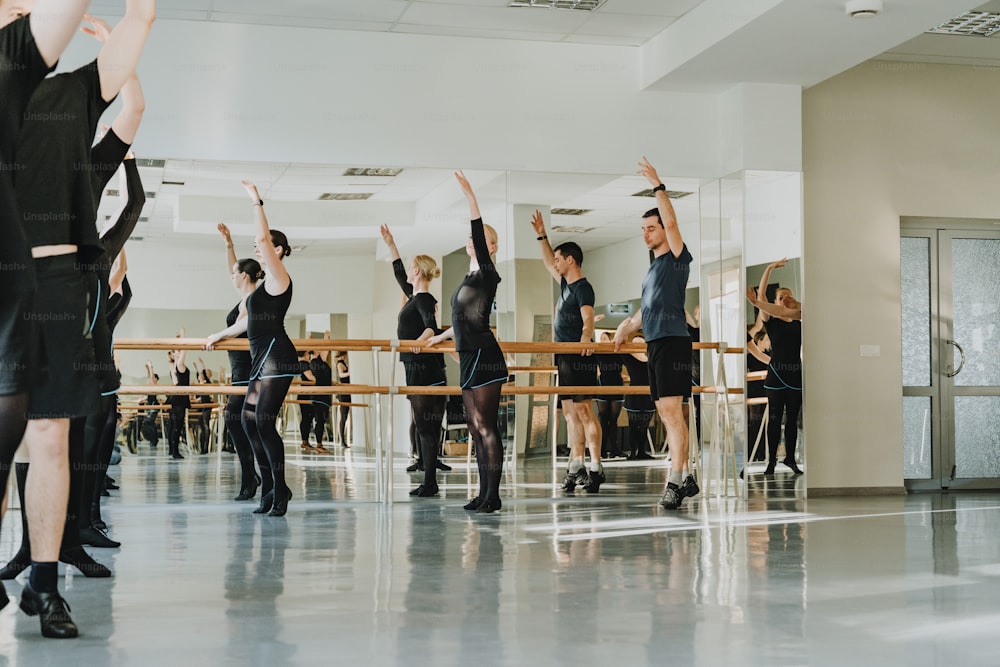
[
  {"x1": 613, "y1": 157, "x2": 700, "y2": 510},
  {"x1": 530, "y1": 210, "x2": 605, "y2": 493}
]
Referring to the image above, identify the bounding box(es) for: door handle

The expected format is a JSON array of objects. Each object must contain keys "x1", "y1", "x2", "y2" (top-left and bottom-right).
[{"x1": 945, "y1": 340, "x2": 965, "y2": 378}]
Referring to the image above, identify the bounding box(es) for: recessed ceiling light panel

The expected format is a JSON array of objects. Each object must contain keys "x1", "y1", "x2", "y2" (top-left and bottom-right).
[
  {"x1": 633, "y1": 189, "x2": 693, "y2": 199},
  {"x1": 928, "y1": 11, "x2": 1000, "y2": 37},
  {"x1": 551, "y1": 225, "x2": 594, "y2": 233},
  {"x1": 508, "y1": 0, "x2": 606, "y2": 10},
  {"x1": 550, "y1": 208, "x2": 592, "y2": 216},
  {"x1": 318, "y1": 192, "x2": 373, "y2": 201},
  {"x1": 342, "y1": 167, "x2": 403, "y2": 177}
]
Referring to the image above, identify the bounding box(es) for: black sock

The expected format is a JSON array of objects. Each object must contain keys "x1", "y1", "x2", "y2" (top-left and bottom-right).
[{"x1": 29, "y1": 562, "x2": 58, "y2": 593}]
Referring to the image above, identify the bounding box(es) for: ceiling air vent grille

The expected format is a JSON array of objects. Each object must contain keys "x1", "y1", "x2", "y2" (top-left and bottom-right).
[
  {"x1": 509, "y1": 0, "x2": 606, "y2": 9},
  {"x1": 342, "y1": 167, "x2": 403, "y2": 177},
  {"x1": 633, "y1": 188, "x2": 693, "y2": 199},
  {"x1": 135, "y1": 158, "x2": 166, "y2": 168},
  {"x1": 318, "y1": 192, "x2": 373, "y2": 201},
  {"x1": 551, "y1": 208, "x2": 592, "y2": 216},
  {"x1": 928, "y1": 12, "x2": 1000, "y2": 37}
]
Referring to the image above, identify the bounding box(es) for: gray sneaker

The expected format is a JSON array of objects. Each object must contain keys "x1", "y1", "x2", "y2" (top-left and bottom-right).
[{"x1": 659, "y1": 482, "x2": 683, "y2": 509}]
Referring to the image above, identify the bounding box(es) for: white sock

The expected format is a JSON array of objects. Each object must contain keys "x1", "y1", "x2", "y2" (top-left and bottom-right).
[
  {"x1": 568, "y1": 458, "x2": 584, "y2": 472},
  {"x1": 669, "y1": 470, "x2": 683, "y2": 486},
  {"x1": 589, "y1": 460, "x2": 602, "y2": 472}
]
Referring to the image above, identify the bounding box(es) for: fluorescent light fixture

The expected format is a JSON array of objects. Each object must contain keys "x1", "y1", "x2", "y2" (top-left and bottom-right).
[
  {"x1": 928, "y1": 11, "x2": 1000, "y2": 37},
  {"x1": 633, "y1": 188, "x2": 693, "y2": 199},
  {"x1": 550, "y1": 208, "x2": 592, "y2": 216},
  {"x1": 508, "y1": 0, "x2": 606, "y2": 10},
  {"x1": 551, "y1": 225, "x2": 594, "y2": 233},
  {"x1": 318, "y1": 193, "x2": 374, "y2": 201},
  {"x1": 342, "y1": 167, "x2": 403, "y2": 177}
]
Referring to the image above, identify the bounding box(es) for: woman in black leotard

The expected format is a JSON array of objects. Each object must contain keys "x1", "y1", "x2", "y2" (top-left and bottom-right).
[
  {"x1": 206, "y1": 223, "x2": 263, "y2": 501},
  {"x1": 747, "y1": 259, "x2": 803, "y2": 476},
  {"x1": 379, "y1": 224, "x2": 448, "y2": 497},
  {"x1": 335, "y1": 351, "x2": 351, "y2": 447},
  {"x1": 166, "y1": 332, "x2": 190, "y2": 461},
  {"x1": 426, "y1": 171, "x2": 508, "y2": 513},
  {"x1": 621, "y1": 335, "x2": 656, "y2": 460},
  {"x1": 241, "y1": 180, "x2": 297, "y2": 516}
]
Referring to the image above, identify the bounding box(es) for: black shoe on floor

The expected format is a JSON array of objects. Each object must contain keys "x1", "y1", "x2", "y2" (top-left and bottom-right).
[
  {"x1": 19, "y1": 583, "x2": 78, "y2": 639},
  {"x1": 104, "y1": 476, "x2": 119, "y2": 490},
  {"x1": 783, "y1": 458, "x2": 803, "y2": 475},
  {"x1": 436, "y1": 461, "x2": 452, "y2": 472},
  {"x1": 406, "y1": 461, "x2": 424, "y2": 472},
  {"x1": 562, "y1": 467, "x2": 589, "y2": 493},
  {"x1": 680, "y1": 474, "x2": 700, "y2": 499},
  {"x1": 235, "y1": 474, "x2": 261, "y2": 501},
  {"x1": 659, "y1": 482, "x2": 684, "y2": 509},
  {"x1": 410, "y1": 484, "x2": 439, "y2": 497},
  {"x1": 476, "y1": 497, "x2": 502, "y2": 514},
  {"x1": 583, "y1": 467, "x2": 606, "y2": 494},
  {"x1": 80, "y1": 526, "x2": 121, "y2": 549},
  {"x1": 59, "y1": 547, "x2": 112, "y2": 578},
  {"x1": 171, "y1": 453, "x2": 184, "y2": 460},
  {"x1": 253, "y1": 491, "x2": 274, "y2": 514},
  {"x1": 463, "y1": 496, "x2": 483, "y2": 511},
  {"x1": 268, "y1": 488, "x2": 292, "y2": 517}
]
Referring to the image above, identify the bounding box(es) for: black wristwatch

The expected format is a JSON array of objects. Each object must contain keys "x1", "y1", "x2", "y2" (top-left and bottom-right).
[
  {"x1": 652, "y1": 183, "x2": 666, "y2": 194},
  {"x1": 537, "y1": 235, "x2": 547, "y2": 241}
]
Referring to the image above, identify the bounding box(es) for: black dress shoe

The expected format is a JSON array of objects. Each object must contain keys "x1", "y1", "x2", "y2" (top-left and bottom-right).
[
  {"x1": 235, "y1": 473, "x2": 261, "y2": 501},
  {"x1": 104, "y1": 477, "x2": 119, "y2": 490},
  {"x1": 19, "y1": 583, "x2": 78, "y2": 638},
  {"x1": 268, "y1": 488, "x2": 292, "y2": 517},
  {"x1": 253, "y1": 491, "x2": 274, "y2": 514},
  {"x1": 406, "y1": 461, "x2": 423, "y2": 472},
  {"x1": 475, "y1": 497, "x2": 502, "y2": 514},
  {"x1": 0, "y1": 553, "x2": 30, "y2": 580},
  {"x1": 59, "y1": 547, "x2": 112, "y2": 578},
  {"x1": 80, "y1": 526, "x2": 121, "y2": 549},
  {"x1": 435, "y1": 461, "x2": 452, "y2": 472},
  {"x1": 463, "y1": 496, "x2": 483, "y2": 511},
  {"x1": 783, "y1": 458, "x2": 803, "y2": 475},
  {"x1": 409, "y1": 484, "x2": 439, "y2": 497},
  {"x1": 91, "y1": 520, "x2": 108, "y2": 532},
  {"x1": 171, "y1": 453, "x2": 184, "y2": 460}
]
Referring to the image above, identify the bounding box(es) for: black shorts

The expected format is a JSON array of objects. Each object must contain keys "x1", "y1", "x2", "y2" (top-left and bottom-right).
[
  {"x1": 403, "y1": 356, "x2": 446, "y2": 387},
  {"x1": 458, "y1": 343, "x2": 507, "y2": 390},
  {"x1": 0, "y1": 230, "x2": 37, "y2": 395},
  {"x1": 646, "y1": 336, "x2": 692, "y2": 402},
  {"x1": 27, "y1": 256, "x2": 99, "y2": 420},
  {"x1": 624, "y1": 391, "x2": 655, "y2": 412},
  {"x1": 556, "y1": 353, "x2": 598, "y2": 403}
]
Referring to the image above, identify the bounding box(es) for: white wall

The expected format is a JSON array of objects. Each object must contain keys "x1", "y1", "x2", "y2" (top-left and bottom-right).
[{"x1": 803, "y1": 59, "x2": 1000, "y2": 491}]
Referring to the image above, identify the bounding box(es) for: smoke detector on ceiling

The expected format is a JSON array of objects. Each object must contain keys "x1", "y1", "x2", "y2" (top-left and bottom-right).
[{"x1": 846, "y1": 0, "x2": 882, "y2": 19}]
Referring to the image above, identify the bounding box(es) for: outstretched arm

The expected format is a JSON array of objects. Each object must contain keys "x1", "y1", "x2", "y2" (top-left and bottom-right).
[
  {"x1": 746, "y1": 287, "x2": 801, "y2": 321},
  {"x1": 529, "y1": 210, "x2": 560, "y2": 282},
  {"x1": 217, "y1": 223, "x2": 238, "y2": 281},
  {"x1": 89, "y1": 2, "x2": 156, "y2": 103},
  {"x1": 380, "y1": 224, "x2": 412, "y2": 298},
  {"x1": 109, "y1": 249, "x2": 127, "y2": 293},
  {"x1": 100, "y1": 153, "x2": 146, "y2": 259},
  {"x1": 638, "y1": 156, "x2": 684, "y2": 258},
  {"x1": 29, "y1": 0, "x2": 92, "y2": 67},
  {"x1": 242, "y1": 180, "x2": 289, "y2": 295},
  {"x1": 110, "y1": 74, "x2": 144, "y2": 144}
]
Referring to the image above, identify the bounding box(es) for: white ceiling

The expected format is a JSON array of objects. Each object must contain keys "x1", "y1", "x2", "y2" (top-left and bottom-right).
[
  {"x1": 90, "y1": 0, "x2": 1000, "y2": 260},
  {"x1": 87, "y1": 0, "x2": 705, "y2": 46}
]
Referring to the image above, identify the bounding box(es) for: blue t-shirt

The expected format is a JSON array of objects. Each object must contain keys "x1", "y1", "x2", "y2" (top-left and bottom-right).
[
  {"x1": 554, "y1": 277, "x2": 595, "y2": 343},
  {"x1": 641, "y1": 245, "x2": 693, "y2": 341}
]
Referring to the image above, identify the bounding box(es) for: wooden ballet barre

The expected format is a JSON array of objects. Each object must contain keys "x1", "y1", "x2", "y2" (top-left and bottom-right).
[
  {"x1": 747, "y1": 370, "x2": 768, "y2": 381},
  {"x1": 507, "y1": 366, "x2": 557, "y2": 372},
  {"x1": 392, "y1": 384, "x2": 744, "y2": 396},
  {"x1": 116, "y1": 384, "x2": 388, "y2": 396},
  {"x1": 286, "y1": 399, "x2": 369, "y2": 408},
  {"x1": 747, "y1": 397, "x2": 769, "y2": 406}
]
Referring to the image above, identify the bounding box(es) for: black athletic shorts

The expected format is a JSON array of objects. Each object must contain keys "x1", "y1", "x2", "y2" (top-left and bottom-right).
[
  {"x1": 624, "y1": 391, "x2": 655, "y2": 412},
  {"x1": 556, "y1": 353, "x2": 598, "y2": 403},
  {"x1": 646, "y1": 336, "x2": 692, "y2": 402},
  {"x1": 27, "y1": 255, "x2": 99, "y2": 419},
  {"x1": 404, "y1": 356, "x2": 446, "y2": 388},
  {"x1": 458, "y1": 343, "x2": 507, "y2": 390},
  {"x1": 0, "y1": 234, "x2": 37, "y2": 395}
]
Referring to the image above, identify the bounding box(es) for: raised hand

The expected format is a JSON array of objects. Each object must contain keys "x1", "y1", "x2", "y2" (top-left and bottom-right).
[
  {"x1": 217, "y1": 223, "x2": 232, "y2": 245},
  {"x1": 80, "y1": 13, "x2": 111, "y2": 43},
  {"x1": 241, "y1": 180, "x2": 261, "y2": 202},
  {"x1": 379, "y1": 224, "x2": 395, "y2": 247},
  {"x1": 637, "y1": 156, "x2": 662, "y2": 188},
  {"x1": 770, "y1": 258, "x2": 788, "y2": 270},
  {"x1": 454, "y1": 170, "x2": 475, "y2": 200},
  {"x1": 530, "y1": 209, "x2": 546, "y2": 237}
]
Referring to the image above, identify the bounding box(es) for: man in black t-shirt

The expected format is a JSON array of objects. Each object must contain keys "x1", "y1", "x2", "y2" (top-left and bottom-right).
[
  {"x1": 0, "y1": 1, "x2": 102, "y2": 639},
  {"x1": 530, "y1": 210, "x2": 606, "y2": 493}
]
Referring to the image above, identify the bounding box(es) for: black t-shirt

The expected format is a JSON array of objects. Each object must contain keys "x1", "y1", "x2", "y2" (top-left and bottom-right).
[
  {"x1": 16, "y1": 60, "x2": 113, "y2": 265},
  {"x1": 106, "y1": 276, "x2": 132, "y2": 335},
  {"x1": 554, "y1": 277, "x2": 595, "y2": 343},
  {"x1": 450, "y1": 218, "x2": 501, "y2": 352},
  {"x1": 0, "y1": 16, "x2": 52, "y2": 282}
]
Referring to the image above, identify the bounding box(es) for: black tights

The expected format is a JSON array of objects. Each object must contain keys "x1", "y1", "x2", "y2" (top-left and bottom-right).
[
  {"x1": 462, "y1": 382, "x2": 504, "y2": 505},
  {"x1": 83, "y1": 394, "x2": 116, "y2": 527},
  {"x1": 338, "y1": 396, "x2": 350, "y2": 445},
  {"x1": 627, "y1": 410, "x2": 654, "y2": 457},
  {"x1": 410, "y1": 395, "x2": 445, "y2": 488},
  {"x1": 243, "y1": 376, "x2": 293, "y2": 501},
  {"x1": 226, "y1": 393, "x2": 258, "y2": 491},
  {"x1": 299, "y1": 403, "x2": 329, "y2": 446},
  {"x1": 0, "y1": 392, "x2": 29, "y2": 535},
  {"x1": 596, "y1": 400, "x2": 623, "y2": 457},
  {"x1": 766, "y1": 388, "x2": 802, "y2": 464},
  {"x1": 168, "y1": 404, "x2": 186, "y2": 456}
]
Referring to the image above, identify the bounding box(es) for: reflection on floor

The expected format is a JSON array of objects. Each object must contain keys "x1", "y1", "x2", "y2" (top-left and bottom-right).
[{"x1": 1, "y1": 446, "x2": 998, "y2": 666}]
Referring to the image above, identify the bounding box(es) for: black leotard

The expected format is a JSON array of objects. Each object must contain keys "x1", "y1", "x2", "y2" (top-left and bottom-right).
[
  {"x1": 168, "y1": 367, "x2": 191, "y2": 409},
  {"x1": 450, "y1": 218, "x2": 501, "y2": 353},
  {"x1": 392, "y1": 259, "x2": 446, "y2": 384},
  {"x1": 226, "y1": 301, "x2": 252, "y2": 384},
  {"x1": 247, "y1": 281, "x2": 297, "y2": 379},
  {"x1": 763, "y1": 317, "x2": 802, "y2": 391}
]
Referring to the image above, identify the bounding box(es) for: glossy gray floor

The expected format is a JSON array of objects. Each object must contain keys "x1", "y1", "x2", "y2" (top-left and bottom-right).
[{"x1": 1, "y1": 446, "x2": 999, "y2": 666}]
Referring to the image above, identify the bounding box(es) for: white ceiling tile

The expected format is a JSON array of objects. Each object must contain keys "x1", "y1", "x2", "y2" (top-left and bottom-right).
[
  {"x1": 207, "y1": 13, "x2": 396, "y2": 32},
  {"x1": 210, "y1": 0, "x2": 412, "y2": 23},
  {"x1": 398, "y1": 3, "x2": 591, "y2": 34},
  {"x1": 598, "y1": 0, "x2": 704, "y2": 18},
  {"x1": 562, "y1": 33, "x2": 646, "y2": 45},
  {"x1": 391, "y1": 23, "x2": 567, "y2": 42},
  {"x1": 574, "y1": 13, "x2": 675, "y2": 38}
]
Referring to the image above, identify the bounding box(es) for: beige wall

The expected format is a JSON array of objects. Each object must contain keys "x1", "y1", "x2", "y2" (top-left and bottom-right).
[{"x1": 803, "y1": 59, "x2": 1000, "y2": 491}]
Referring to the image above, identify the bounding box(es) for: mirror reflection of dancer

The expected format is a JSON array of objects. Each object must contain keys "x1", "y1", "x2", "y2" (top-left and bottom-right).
[
  {"x1": 0, "y1": 0, "x2": 104, "y2": 636},
  {"x1": 206, "y1": 223, "x2": 263, "y2": 501},
  {"x1": 239, "y1": 180, "x2": 297, "y2": 516},
  {"x1": 746, "y1": 259, "x2": 803, "y2": 475},
  {"x1": 334, "y1": 351, "x2": 351, "y2": 447},
  {"x1": 380, "y1": 224, "x2": 447, "y2": 497},
  {"x1": 166, "y1": 331, "x2": 190, "y2": 461},
  {"x1": 530, "y1": 210, "x2": 605, "y2": 493},
  {"x1": 614, "y1": 157, "x2": 700, "y2": 510},
  {"x1": 596, "y1": 330, "x2": 624, "y2": 459},
  {"x1": 620, "y1": 335, "x2": 656, "y2": 461},
  {"x1": 426, "y1": 171, "x2": 508, "y2": 513}
]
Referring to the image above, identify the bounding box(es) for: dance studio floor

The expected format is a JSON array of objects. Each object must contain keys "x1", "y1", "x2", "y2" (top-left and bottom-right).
[{"x1": 1, "y1": 446, "x2": 998, "y2": 666}]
